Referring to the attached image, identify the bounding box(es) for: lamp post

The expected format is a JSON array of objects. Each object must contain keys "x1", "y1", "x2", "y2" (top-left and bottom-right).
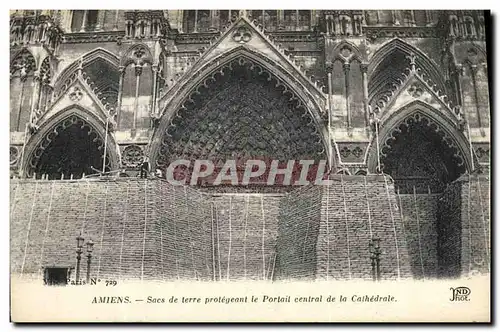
[
  {"x1": 76, "y1": 232, "x2": 84, "y2": 283},
  {"x1": 369, "y1": 238, "x2": 382, "y2": 282},
  {"x1": 86, "y1": 239, "x2": 94, "y2": 284}
]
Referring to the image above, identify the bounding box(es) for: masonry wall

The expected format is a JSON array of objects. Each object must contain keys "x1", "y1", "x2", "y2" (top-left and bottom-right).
[
  {"x1": 316, "y1": 175, "x2": 412, "y2": 280},
  {"x1": 274, "y1": 185, "x2": 322, "y2": 280},
  {"x1": 397, "y1": 194, "x2": 439, "y2": 279}
]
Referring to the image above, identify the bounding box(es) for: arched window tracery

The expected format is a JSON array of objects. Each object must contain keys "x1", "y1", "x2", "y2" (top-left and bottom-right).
[
  {"x1": 25, "y1": 113, "x2": 114, "y2": 179},
  {"x1": 118, "y1": 45, "x2": 154, "y2": 134},
  {"x1": 10, "y1": 49, "x2": 36, "y2": 132}
]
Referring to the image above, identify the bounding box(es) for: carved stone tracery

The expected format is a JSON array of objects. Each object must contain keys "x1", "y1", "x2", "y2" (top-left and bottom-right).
[
  {"x1": 380, "y1": 112, "x2": 467, "y2": 193},
  {"x1": 232, "y1": 26, "x2": 252, "y2": 43},
  {"x1": 157, "y1": 57, "x2": 326, "y2": 170},
  {"x1": 122, "y1": 144, "x2": 144, "y2": 168},
  {"x1": 123, "y1": 44, "x2": 153, "y2": 67},
  {"x1": 27, "y1": 114, "x2": 111, "y2": 178},
  {"x1": 10, "y1": 49, "x2": 36, "y2": 78},
  {"x1": 10, "y1": 12, "x2": 63, "y2": 50},
  {"x1": 10, "y1": 147, "x2": 19, "y2": 165},
  {"x1": 124, "y1": 10, "x2": 168, "y2": 39},
  {"x1": 337, "y1": 144, "x2": 366, "y2": 162},
  {"x1": 68, "y1": 86, "x2": 83, "y2": 102}
]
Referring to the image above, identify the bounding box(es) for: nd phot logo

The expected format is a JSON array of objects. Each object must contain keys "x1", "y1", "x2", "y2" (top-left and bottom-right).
[{"x1": 450, "y1": 287, "x2": 471, "y2": 302}]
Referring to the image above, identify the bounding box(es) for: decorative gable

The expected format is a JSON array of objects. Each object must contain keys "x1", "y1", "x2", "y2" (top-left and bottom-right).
[
  {"x1": 159, "y1": 16, "x2": 326, "y2": 107},
  {"x1": 39, "y1": 77, "x2": 111, "y2": 127},
  {"x1": 370, "y1": 58, "x2": 465, "y2": 130}
]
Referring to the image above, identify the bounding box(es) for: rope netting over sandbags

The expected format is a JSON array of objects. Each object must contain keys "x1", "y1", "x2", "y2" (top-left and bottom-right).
[
  {"x1": 274, "y1": 185, "x2": 322, "y2": 280},
  {"x1": 10, "y1": 178, "x2": 213, "y2": 282},
  {"x1": 211, "y1": 194, "x2": 282, "y2": 281},
  {"x1": 314, "y1": 175, "x2": 413, "y2": 281},
  {"x1": 10, "y1": 174, "x2": 489, "y2": 282},
  {"x1": 10, "y1": 178, "x2": 284, "y2": 282}
]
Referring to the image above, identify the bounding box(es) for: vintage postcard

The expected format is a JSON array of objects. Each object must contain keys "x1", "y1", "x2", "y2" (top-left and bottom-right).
[{"x1": 9, "y1": 9, "x2": 491, "y2": 322}]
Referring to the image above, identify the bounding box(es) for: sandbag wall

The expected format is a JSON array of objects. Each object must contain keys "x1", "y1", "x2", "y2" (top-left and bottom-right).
[{"x1": 10, "y1": 178, "x2": 212, "y2": 282}]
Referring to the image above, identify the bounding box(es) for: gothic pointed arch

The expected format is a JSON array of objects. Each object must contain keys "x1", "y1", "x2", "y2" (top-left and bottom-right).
[
  {"x1": 53, "y1": 47, "x2": 119, "y2": 85},
  {"x1": 456, "y1": 44, "x2": 490, "y2": 129},
  {"x1": 368, "y1": 39, "x2": 444, "y2": 84},
  {"x1": 150, "y1": 46, "x2": 332, "y2": 170},
  {"x1": 39, "y1": 56, "x2": 52, "y2": 79},
  {"x1": 120, "y1": 43, "x2": 154, "y2": 67},
  {"x1": 53, "y1": 48, "x2": 120, "y2": 97},
  {"x1": 368, "y1": 39, "x2": 449, "y2": 109},
  {"x1": 10, "y1": 47, "x2": 37, "y2": 71},
  {"x1": 331, "y1": 40, "x2": 363, "y2": 63},
  {"x1": 367, "y1": 100, "x2": 476, "y2": 193},
  {"x1": 464, "y1": 42, "x2": 488, "y2": 60},
  {"x1": 51, "y1": 49, "x2": 120, "y2": 118},
  {"x1": 10, "y1": 48, "x2": 37, "y2": 132},
  {"x1": 117, "y1": 43, "x2": 155, "y2": 130},
  {"x1": 30, "y1": 56, "x2": 54, "y2": 124},
  {"x1": 21, "y1": 104, "x2": 120, "y2": 179},
  {"x1": 158, "y1": 17, "x2": 327, "y2": 110}
]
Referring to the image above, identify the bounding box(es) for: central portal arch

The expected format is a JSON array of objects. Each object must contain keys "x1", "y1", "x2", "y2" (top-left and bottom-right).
[{"x1": 150, "y1": 54, "x2": 329, "y2": 180}]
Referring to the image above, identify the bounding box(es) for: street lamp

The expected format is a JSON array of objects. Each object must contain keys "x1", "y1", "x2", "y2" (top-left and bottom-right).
[
  {"x1": 86, "y1": 239, "x2": 94, "y2": 284},
  {"x1": 76, "y1": 232, "x2": 84, "y2": 283},
  {"x1": 369, "y1": 238, "x2": 382, "y2": 282}
]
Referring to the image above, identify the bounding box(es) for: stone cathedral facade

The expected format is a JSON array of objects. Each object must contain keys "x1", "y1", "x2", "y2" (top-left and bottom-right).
[{"x1": 10, "y1": 10, "x2": 490, "y2": 283}]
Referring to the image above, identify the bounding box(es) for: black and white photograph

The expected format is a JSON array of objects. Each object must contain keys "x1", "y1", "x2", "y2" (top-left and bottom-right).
[{"x1": 8, "y1": 8, "x2": 491, "y2": 323}]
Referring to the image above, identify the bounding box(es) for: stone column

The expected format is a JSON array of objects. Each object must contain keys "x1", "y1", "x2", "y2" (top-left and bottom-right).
[
  {"x1": 116, "y1": 66, "x2": 125, "y2": 129},
  {"x1": 95, "y1": 10, "x2": 106, "y2": 31},
  {"x1": 333, "y1": 15, "x2": 340, "y2": 35},
  {"x1": 343, "y1": 62, "x2": 351, "y2": 129},
  {"x1": 36, "y1": 74, "x2": 48, "y2": 112},
  {"x1": 30, "y1": 70, "x2": 41, "y2": 117},
  {"x1": 193, "y1": 10, "x2": 198, "y2": 32},
  {"x1": 391, "y1": 10, "x2": 400, "y2": 25},
  {"x1": 59, "y1": 10, "x2": 73, "y2": 32},
  {"x1": 17, "y1": 74, "x2": 27, "y2": 132},
  {"x1": 209, "y1": 10, "x2": 219, "y2": 31},
  {"x1": 361, "y1": 63, "x2": 370, "y2": 131},
  {"x1": 42, "y1": 84, "x2": 54, "y2": 113},
  {"x1": 458, "y1": 16, "x2": 465, "y2": 37},
  {"x1": 469, "y1": 64, "x2": 483, "y2": 129},
  {"x1": 310, "y1": 10, "x2": 317, "y2": 27},
  {"x1": 113, "y1": 10, "x2": 120, "y2": 30},
  {"x1": 80, "y1": 10, "x2": 88, "y2": 32},
  {"x1": 277, "y1": 10, "x2": 284, "y2": 30},
  {"x1": 409, "y1": 10, "x2": 416, "y2": 26},
  {"x1": 146, "y1": 20, "x2": 152, "y2": 37},
  {"x1": 455, "y1": 63, "x2": 465, "y2": 106},
  {"x1": 176, "y1": 10, "x2": 183, "y2": 33},
  {"x1": 228, "y1": 9, "x2": 233, "y2": 21},
  {"x1": 151, "y1": 64, "x2": 158, "y2": 116},
  {"x1": 132, "y1": 63, "x2": 143, "y2": 135}
]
